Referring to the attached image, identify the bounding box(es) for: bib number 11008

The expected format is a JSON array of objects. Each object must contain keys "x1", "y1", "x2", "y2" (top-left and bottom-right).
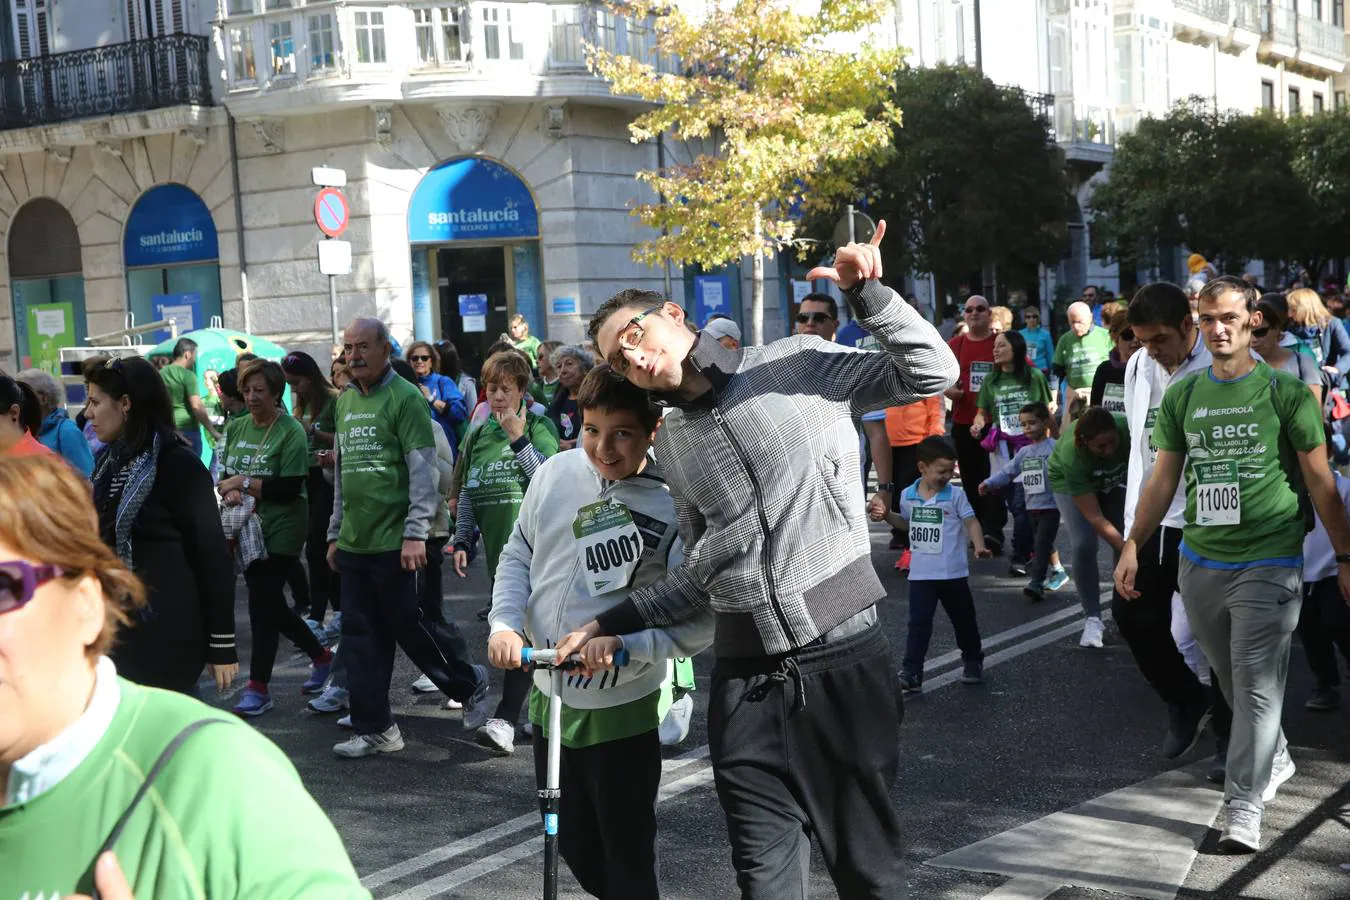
[{"x1": 1194, "y1": 459, "x2": 1240, "y2": 527}]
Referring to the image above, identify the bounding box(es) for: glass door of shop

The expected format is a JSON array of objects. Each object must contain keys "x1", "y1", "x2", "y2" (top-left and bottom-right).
[{"x1": 437, "y1": 245, "x2": 510, "y2": 378}]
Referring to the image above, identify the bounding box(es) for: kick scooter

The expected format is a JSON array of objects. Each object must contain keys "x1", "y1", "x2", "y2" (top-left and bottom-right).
[{"x1": 520, "y1": 645, "x2": 629, "y2": 900}]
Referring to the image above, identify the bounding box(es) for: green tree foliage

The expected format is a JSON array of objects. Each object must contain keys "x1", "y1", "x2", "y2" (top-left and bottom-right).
[{"x1": 588, "y1": 0, "x2": 903, "y2": 345}]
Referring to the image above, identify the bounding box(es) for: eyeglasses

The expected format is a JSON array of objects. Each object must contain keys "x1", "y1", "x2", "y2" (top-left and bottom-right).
[
  {"x1": 408, "y1": 355, "x2": 432, "y2": 363},
  {"x1": 1252, "y1": 326, "x2": 1272, "y2": 338},
  {"x1": 1120, "y1": 329, "x2": 1136, "y2": 342},
  {"x1": 607, "y1": 304, "x2": 666, "y2": 379},
  {"x1": 964, "y1": 305, "x2": 989, "y2": 314},
  {"x1": 0, "y1": 560, "x2": 65, "y2": 615},
  {"x1": 796, "y1": 312, "x2": 835, "y2": 324}
]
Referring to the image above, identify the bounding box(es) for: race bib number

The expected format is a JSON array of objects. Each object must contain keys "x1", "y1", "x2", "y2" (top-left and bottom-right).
[
  {"x1": 1021, "y1": 458, "x2": 1046, "y2": 495},
  {"x1": 909, "y1": 506, "x2": 945, "y2": 555},
  {"x1": 968, "y1": 362, "x2": 993, "y2": 394},
  {"x1": 998, "y1": 402, "x2": 1023, "y2": 435},
  {"x1": 1144, "y1": 407, "x2": 1159, "y2": 466},
  {"x1": 1194, "y1": 459, "x2": 1240, "y2": 527},
  {"x1": 1102, "y1": 382, "x2": 1126, "y2": 413},
  {"x1": 573, "y1": 500, "x2": 643, "y2": 597}
]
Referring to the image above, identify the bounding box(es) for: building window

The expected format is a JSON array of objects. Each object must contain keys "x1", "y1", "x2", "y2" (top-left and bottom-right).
[
  {"x1": 1335, "y1": 0, "x2": 1344, "y2": 27},
  {"x1": 550, "y1": 5, "x2": 583, "y2": 65},
  {"x1": 308, "y1": 13, "x2": 336, "y2": 72},
  {"x1": 269, "y1": 20, "x2": 295, "y2": 76},
  {"x1": 226, "y1": 0, "x2": 253, "y2": 14},
  {"x1": 1314, "y1": 92, "x2": 1325, "y2": 114},
  {"x1": 595, "y1": 9, "x2": 620, "y2": 53},
  {"x1": 1337, "y1": 90, "x2": 1347, "y2": 109},
  {"x1": 482, "y1": 6, "x2": 501, "y2": 60},
  {"x1": 354, "y1": 11, "x2": 386, "y2": 64},
  {"x1": 229, "y1": 25, "x2": 256, "y2": 82},
  {"x1": 414, "y1": 7, "x2": 467, "y2": 67},
  {"x1": 264, "y1": 0, "x2": 291, "y2": 9},
  {"x1": 1289, "y1": 86, "x2": 1300, "y2": 115},
  {"x1": 1261, "y1": 80, "x2": 1275, "y2": 111}
]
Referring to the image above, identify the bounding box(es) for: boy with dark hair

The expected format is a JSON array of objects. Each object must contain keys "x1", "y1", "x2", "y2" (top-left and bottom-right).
[
  {"x1": 488, "y1": 364, "x2": 712, "y2": 899},
  {"x1": 870, "y1": 435, "x2": 990, "y2": 692}
]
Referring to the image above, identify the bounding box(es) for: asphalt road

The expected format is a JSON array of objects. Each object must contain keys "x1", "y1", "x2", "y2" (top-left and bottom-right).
[{"x1": 206, "y1": 524, "x2": 1350, "y2": 900}]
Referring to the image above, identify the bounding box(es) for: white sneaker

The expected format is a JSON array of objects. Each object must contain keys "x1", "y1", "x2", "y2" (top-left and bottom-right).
[
  {"x1": 444, "y1": 697, "x2": 463, "y2": 710},
  {"x1": 307, "y1": 684, "x2": 349, "y2": 714},
  {"x1": 1217, "y1": 799, "x2": 1261, "y2": 853},
  {"x1": 475, "y1": 718, "x2": 515, "y2": 754},
  {"x1": 411, "y1": 674, "x2": 438, "y2": 693},
  {"x1": 659, "y1": 693, "x2": 694, "y2": 747},
  {"x1": 462, "y1": 664, "x2": 494, "y2": 731},
  {"x1": 336, "y1": 714, "x2": 352, "y2": 729},
  {"x1": 1080, "y1": 616, "x2": 1105, "y2": 648},
  {"x1": 333, "y1": 724, "x2": 404, "y2": 758},
  {"x1": 1263, "y1": 748, "x2": 1296, "y2": 802}
]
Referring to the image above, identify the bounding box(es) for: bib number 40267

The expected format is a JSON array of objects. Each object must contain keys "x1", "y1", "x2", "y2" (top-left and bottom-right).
[{"x1": 1194, "y1": 459, "x2": 1240, "y2": 527}]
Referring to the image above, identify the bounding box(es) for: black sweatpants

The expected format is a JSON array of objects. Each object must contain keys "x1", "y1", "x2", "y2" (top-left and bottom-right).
[
  {"x1": 1028, "y1": 508, "x2": 1060, "y2": 584},
  {"x1": 709, "y1": 623, "x2": 905, "y2": 899},
  {"x1": 1298, "y1": 576, "x2": 1350, "y2": 689},
  {"x1": 244, "y1": 554, "x2": 325, "y2": 684},
  {"x1": 306, "y1": 467, "x2": 340, "y2": 619},
  {"x1": 953, "y1": 426, "x2": 1004, "y2": 548},
  {"x1": 532, "y1": 726, "x2": 662, "y2": 899},
  {"x1": 890, "y1": 443, "x2": 920, "y2": 542}
]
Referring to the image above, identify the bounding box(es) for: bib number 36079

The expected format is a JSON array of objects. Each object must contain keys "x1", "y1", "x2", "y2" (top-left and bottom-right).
[
  {"x1": 909, "y1": 506, "x2": 945, "y2": 555},
  {"x1": 1194, "y1": 459, "x2": 1241, "y2": 527},
  {"x1": 573, "y1": 500, "x2": 643, "y2": 597}
]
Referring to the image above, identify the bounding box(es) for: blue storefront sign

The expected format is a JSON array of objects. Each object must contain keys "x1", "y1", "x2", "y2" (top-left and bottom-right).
[
  {"x1": 407, "y1": 157, "x2": 539, "y2": 243},
  {"x1": 124, "y1": 184, "x2": 219, "y2": 267}
]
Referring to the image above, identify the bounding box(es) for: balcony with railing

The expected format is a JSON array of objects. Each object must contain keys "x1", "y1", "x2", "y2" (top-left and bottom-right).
[
  {"x1": 1257, "y1": 2, "x2": 1346, "y2": 70},
  {"x1": 1261, "y1": 1, "x2": 1298, "y2": 47},
  {"x1": 0, "y1": 33, "x2": 211, "y2": 131},
  {"x1": 1054, "y1": 97, "x2": 1114, "y2": 165},
  {"x1": 219, "y1": 2, "x2": 678, "y2": 103},
  {"x1": 1298, "y1": 12, "x2": 1346, "y2": 63}
]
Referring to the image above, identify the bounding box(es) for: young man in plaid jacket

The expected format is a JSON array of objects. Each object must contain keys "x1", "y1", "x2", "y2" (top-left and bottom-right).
[{"x1": 555, "y1": 223, "x2": 959, "y2": 899}]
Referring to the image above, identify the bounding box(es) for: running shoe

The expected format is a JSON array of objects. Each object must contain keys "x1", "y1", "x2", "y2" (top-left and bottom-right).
[
  {"x1": 1305, "y1": 686, "x2": 1340, "y2": 712},
  {"x1": 411, "y1": 674, "x2": 438, "y2": 693},
  {"x1": 1162, "y1": 700, "x2": 1210, "y2": 759},
  {"x1": 1079, "y1": 616, "x2": 1105, "y2": 648},
  {"x1": 304, "y1": 618, "x2": 326, "y2": 645},
  {"x1": 302, "y1": 656, "x2": 332, "y2": 695},
  {"x1": 1023, "y1": 581, "x2": 1045, "y2": 602},
  {"x1": 1008, "y1": 557, "x2": 1030, "y2": 578},
  {"x1": 960, "y1": 661, "x2": 984, "y2": 685},
  {"x1": 333, "y1": 724, "x2": 404, "y2": 758},
  {"x1": 895, "y1": 548, "x2": 912, "y2": 575},
  {"x1": 476, "y1": 718, "x2": 516, "y2": 754},
  {"x1": 337, "y1": 714, "x2": 352, "y2": 729},
  {"x1": 1217, "y1": 800, "x2": 1261, "y2": 853},
  {"x1": 233, "y1": 688, "x2": 273, "y2": 718},
  {"x1": 444, "y1": 697, "x2": 463, "y2": 710},
  {"x1": 1263, "y1": 747, "x2": 1295, "y2": 802},
  {"x1": 1207, "y1": 738, "x2": 1228, "y2": 785},
  {"x1": 1045, "y1": 566, "x2": 1070, "y2": 591},
  {"x1": 462, "y1": 664, "x2": 494, "y2": 731},
  {"x1": 308, "y1": 684, "x2": 348, "y2": 714},
  {"x1": 321, "y1": 613, "x2": 343, "y2": 647},
  {"x1": 898, "y1": 670, "x2": 922, "y2": 693}
]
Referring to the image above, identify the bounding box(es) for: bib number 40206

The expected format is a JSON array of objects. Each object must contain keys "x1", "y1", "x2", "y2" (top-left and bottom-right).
[{"x1": 1194, "y1": 459, "x2": 1240, "y2": 527}]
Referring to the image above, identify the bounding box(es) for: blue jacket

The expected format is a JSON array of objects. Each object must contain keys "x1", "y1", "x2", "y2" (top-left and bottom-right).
[
  {"x1": 1289, "y1": 318, "x2": 1350, "y2": 388},
  {"x1": 1019, "y1": 326, "x2": 1055, "y2": 373},
  {"x1": 418, "y1": 372, "x2": 467, "y2": 456},
  {"x1": 38, "y1": 409, "x2": 95, "y2": 477}
]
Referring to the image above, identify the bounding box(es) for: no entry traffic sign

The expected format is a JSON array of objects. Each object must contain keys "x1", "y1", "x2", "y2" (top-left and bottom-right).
[{"x1": 314, "y1": 187, "x2": 349, "y2": 238}]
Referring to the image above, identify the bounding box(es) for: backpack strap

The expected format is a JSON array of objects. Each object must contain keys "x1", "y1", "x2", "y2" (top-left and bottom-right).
[{"x1": 90, "y1": 718, "x2": 228, "y2": 899}]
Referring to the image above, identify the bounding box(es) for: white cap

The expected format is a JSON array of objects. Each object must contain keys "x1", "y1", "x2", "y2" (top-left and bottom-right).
[{"x1": 702, "y1": 318, "x2": 741, "y2": 343}]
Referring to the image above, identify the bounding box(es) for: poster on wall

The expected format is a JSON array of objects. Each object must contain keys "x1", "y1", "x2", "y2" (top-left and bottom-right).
[
  {"x1": 694, "y1": 275, "x2": 730, "y2": 326},
  {"x1": 26, "y1": 303, "x2": 74, "y2": 376},
  {"x1": 458, "y1": 294, "x2": 488, "y2": 333},
  {"x1": 152, "y1": 293, "x2": 202, "y2": 345}
]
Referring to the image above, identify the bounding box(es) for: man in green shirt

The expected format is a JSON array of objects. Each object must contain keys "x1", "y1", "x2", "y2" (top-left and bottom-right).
[
  {"x1": 1053, "y1": 301, "x2": 1114, "y2": 393},
  {"x1": 158, "y1": 337, "x2": 220, "y2": 457},
  {"x1": 1116, "y1": 276, "x2": 1350, "y2": 854},
  {"x1": 326, "y1": 317, "x2": 492, "y2": 758}
]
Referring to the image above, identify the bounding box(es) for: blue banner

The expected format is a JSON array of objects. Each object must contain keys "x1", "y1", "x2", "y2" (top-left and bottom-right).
[
  {"x1": 408, "y1": 157, "x2": 539, "y2": 243},
  {"x1": 124, "y1": 184, "x2": 219, "y2": 267},
  {"x1": 152, "y1": 292, "x2": 202, "y2": 345}
]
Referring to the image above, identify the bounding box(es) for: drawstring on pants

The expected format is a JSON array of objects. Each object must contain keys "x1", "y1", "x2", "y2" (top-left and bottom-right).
[{"x1": 746, "y1": 657, "x2": 806, "y2": 713}]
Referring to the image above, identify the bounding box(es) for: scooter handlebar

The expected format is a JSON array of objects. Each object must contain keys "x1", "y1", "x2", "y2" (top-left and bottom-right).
[{"x1": 521, "y1": 646, "x2": 630, "y2": 668}]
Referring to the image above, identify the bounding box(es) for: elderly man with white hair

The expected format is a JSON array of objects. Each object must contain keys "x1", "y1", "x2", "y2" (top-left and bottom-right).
[
  {"x1": 1053, "y1": 301, "x2": 1114, "y2": 412},
  {"x1": 16, "y1": 368, "x2": 94, "y2": 476}
]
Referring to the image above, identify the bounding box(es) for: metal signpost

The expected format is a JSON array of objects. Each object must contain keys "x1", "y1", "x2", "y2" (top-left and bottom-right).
[{"x1": 313, "y1": 172, "x2": 351, "y2": 345}]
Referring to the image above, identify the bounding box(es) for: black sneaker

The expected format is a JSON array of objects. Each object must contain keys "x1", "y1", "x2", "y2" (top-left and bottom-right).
[
  {"x1": 1305, "y1": 686, "x2": 1341, "y2": 712},
  {"x1": 1022, "y1": 584, "x2": 1045, "y2": 602},
  {"x1": 888, "y1": 535, "x2": 906, "y2": 550},
  {"x1": 984, "y1": 536, "x2": 1003, "y2": 557},
  {"x1": 1008, "y1": 557, "x2": 1030, "y2": 577},
  {"x1": 898, "y1": 671, "x2": 922, "y2": 693},
  {"x1": 960, "y1": 661, "x2": 984, "y2": 685},
  {"x1": 1162, "y1": 700, "x2": 1210, "y2": 759},
  {"x1": 1207, "y1": 737, "x2": 1228, "y2": 785}
]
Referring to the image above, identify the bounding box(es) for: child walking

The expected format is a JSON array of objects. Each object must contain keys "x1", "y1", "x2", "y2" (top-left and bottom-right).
[
  {"x1": 488, "y1": 364, "x2": 712, "y2": 899},
  {"x1": 870, "y1": 435, "x2": 989, "y2": 692},
  {"x1": 979, "y1": 401, "x2": 1069, "y2": 601}
]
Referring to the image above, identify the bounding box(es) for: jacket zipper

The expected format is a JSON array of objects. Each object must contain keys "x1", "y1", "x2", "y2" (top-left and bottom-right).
[{"x1": 709, "y1": 405, "x2": 792, "y2": 643}]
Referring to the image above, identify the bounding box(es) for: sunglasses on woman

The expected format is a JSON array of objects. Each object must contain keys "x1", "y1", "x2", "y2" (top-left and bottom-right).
[
  {"x1": 0, "y1": 560, "x2": 66, "y2": 614},
  {"x1": 408, "y1": 354, "x2": 433, "y2": 362}
]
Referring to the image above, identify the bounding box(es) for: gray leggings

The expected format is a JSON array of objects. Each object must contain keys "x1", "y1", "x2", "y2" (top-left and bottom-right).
[{"x1": 1052, "y1": 488, "x2": 1125, "y2": 617}]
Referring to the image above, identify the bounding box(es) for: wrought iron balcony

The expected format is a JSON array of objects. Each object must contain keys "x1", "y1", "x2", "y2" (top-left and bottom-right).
[
  {"x1": 1173, "y1": 0, "x2": 1231, "y2": 25},
  {"x1": 0, "y1": 33, "x2": 212, "y2": 132}
]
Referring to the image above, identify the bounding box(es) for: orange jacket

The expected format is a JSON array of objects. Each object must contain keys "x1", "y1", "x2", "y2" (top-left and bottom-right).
[{"x1": 885, "y1": 396, "x2": 944, "y2": 447}]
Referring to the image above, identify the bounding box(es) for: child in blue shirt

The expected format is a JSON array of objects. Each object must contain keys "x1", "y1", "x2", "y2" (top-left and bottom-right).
[
  {"x1": 979, "y1": 401, "x2": 1070, "y2": 602},
  {"x1": 869, "y1": 435, "x2": 989, "y2": 692}
]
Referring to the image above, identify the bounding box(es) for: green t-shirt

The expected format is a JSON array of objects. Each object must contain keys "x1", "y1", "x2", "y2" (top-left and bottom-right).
[
  {"x1": 1151, "y1": 362, "x2": 1324, "y2": 563},
  {"x1": 976, "y1": 368, "x2": 1052, "y2": 434},
  {"x1": 0, "y1": 678, "x2": 368, "y2": 899},
  {"x1": 1053, "y1": 327, "x2": 1114, "y2": 390},
  {"x1": 512, "y1": 335, "x2": 542, "y2": 365},
  {"x1": 296, "y1": 394, "x2": 337, "y2": 458},
  {"x1": 159, "y1": 363, "x2": 199, "y2": 430},
  {"x1": 224, "y1": 413, "x2": 309, "y2": 556},
  {"x1": 334, "y1": 375, "x2": 436, "y2": 554},
  {"x1": 528, "y1": 685, "x2": 661, "y2": 750},
  {"x1": 1048, "y1": 413, "x2": 1130, "y2": 495},
  {"x1": 530, "y1": 379, "x2": 559, "y2": 407},
  {"x1": 459, "y1": 413, "x2": 560, "y2": 574}
]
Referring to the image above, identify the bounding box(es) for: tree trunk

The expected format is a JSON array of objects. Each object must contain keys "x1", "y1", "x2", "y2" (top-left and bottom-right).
[{"x1": 750, "y1": 209, "x2": 765, "y2": 346}]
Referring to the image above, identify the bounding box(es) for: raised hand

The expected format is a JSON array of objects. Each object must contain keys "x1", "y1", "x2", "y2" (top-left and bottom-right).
[{"x1": 805, "y1": 219, "x2": 886, "y2": 291}]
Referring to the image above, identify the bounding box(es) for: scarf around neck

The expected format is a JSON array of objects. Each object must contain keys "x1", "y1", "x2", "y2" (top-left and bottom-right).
[{"x1": 93, "y1": 432, "x2": 162, "y2": 567}]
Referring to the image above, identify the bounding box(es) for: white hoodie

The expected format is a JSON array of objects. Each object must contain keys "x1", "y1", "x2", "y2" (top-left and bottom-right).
[
  {"x1": 1122, "y1": 332, "x2": 1212, "y2": 537},
  {"x1": 489, "y1": 448, "x2": 713, "y2": 710}
]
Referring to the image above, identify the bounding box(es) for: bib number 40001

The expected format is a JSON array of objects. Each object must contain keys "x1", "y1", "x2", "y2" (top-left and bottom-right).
[{"x1": 585, "y1": 533, "x2": 643, "y2": 574}]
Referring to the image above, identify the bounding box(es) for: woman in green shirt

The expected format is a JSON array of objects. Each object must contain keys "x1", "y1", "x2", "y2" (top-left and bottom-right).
[
  {"x1": 218, "y1": 359, "x2": 334, "y2": 718},
  {"x1": 1048, "y1": 406, "x2": 1129, "y2": 649}
]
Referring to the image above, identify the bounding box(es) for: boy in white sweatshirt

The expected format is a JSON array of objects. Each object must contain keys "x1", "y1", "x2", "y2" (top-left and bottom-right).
[{"x1": 487, "y1": 364, "x2": 712, "y2": 900}]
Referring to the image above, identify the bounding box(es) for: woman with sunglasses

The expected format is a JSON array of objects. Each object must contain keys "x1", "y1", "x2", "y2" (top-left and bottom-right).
[
  {"x1": 1090, "y1": 309, "x2": 1143, "y2": 415},
  {"x1": 1254, "y1": 294, "x2": 1323, "y2": 407},
  {"x1": 0, "y1": 455, "x2": 369, "y2": 898},
  {"x1": 84, "y1": 357, "x2": 237, "y2": 696},
  {"x1": 0, "y1": 376, "x2": 52, "y2": 458},
  {"x1": 407, "y1": 340, "x2": 467, "y2": 455}
]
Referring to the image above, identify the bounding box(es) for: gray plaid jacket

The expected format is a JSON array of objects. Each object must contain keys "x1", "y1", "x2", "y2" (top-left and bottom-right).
[{"x1": 596, "y1": 279, "x2": 959, "y2": 656}]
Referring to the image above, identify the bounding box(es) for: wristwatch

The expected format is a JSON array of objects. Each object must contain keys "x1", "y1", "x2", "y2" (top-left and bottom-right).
[
  {"x1": 877, "y1": 482, "x2": 896, "y2": 492},
  {"x1": 1336, "y1": 553, "x2": 1350, "y2": 565}
]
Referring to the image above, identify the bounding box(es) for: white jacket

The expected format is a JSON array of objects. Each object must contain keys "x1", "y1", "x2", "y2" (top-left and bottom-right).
[
  {"x1": 1122, "y1": 335, "x2": 1212, "y2": 536},
  {"x1": 489, "y1": 449, "x2": 713, "y2": 710}
]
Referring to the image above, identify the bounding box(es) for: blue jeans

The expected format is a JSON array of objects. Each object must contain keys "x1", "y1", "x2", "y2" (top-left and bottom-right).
[
  {"x1": 1052, "y1": 488, "x2": 1124, "y2": 618},
  {"x1": 903, "y1": 578, "x2": 984, "y2": 678},
  {"x1": 1002, "y1": 483, "x2": 1033, "y2": 561}
]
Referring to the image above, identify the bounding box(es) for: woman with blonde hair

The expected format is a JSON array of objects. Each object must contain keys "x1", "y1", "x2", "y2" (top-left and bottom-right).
[
  {"x1": 0, "y1": 455, "x2": 368, "y2": 898},
  {"x1": 1286, "y1": 287, "x2": 1350, "y2": 388}
]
